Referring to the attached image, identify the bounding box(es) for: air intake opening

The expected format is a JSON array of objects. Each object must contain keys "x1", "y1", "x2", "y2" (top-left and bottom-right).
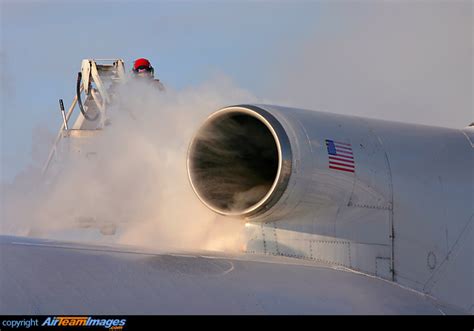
[{"x1": 187, "y1": 106, "x2": 291, "y2": 218}]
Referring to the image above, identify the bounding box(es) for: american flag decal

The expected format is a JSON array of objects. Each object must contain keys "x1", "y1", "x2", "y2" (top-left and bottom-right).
[{"x1": 325, "y1": 139, "x2": 355, "y2": 173}]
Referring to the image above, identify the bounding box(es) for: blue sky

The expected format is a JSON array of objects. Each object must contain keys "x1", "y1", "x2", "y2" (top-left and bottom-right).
[
  {"x1": 0, "y1": 1, "x2": 320, "y2": 181},
  {"x1": 1, "y1": 1, "x2": 472, "y2": 182}
]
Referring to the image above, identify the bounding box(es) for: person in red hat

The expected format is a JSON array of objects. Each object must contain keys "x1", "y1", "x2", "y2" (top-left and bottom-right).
[{"x1": 131, "y1": 58, "x2": 165, "y2": 91}]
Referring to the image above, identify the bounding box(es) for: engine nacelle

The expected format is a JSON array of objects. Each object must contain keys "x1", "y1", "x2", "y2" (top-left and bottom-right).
[{"x1": 187, "y1": 104, "x2": 473, "y2": 313}]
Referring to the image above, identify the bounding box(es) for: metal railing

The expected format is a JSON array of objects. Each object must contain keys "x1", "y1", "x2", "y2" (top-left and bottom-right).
[{"x1": 41, "y1": 90, "x2": 81, "y2": 175}]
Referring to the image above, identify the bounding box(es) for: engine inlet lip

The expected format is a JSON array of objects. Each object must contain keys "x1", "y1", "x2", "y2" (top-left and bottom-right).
[{"x1": 187, "y1": 104, "x2": 292, "y2": 219}]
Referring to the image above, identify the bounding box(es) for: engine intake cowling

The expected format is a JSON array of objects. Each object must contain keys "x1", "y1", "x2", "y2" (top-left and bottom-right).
[{"x1": 187, "y1": 105, "x2": 292, "y2": 218}]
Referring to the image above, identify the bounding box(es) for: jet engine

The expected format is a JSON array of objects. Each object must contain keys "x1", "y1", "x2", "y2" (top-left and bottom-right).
[{"x1": 187, "y1": 104, "x2": 473, "y2": 313}]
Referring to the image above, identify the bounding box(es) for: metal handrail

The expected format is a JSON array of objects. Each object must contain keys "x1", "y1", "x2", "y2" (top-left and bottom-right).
[{"x1": 41, "y1": 89, "x2": 81, "y2": 175}]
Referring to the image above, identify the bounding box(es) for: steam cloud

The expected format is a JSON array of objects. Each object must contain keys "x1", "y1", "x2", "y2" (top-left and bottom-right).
[{"x1": 1, "y1": 76, "x2": 255, "y2": 252}]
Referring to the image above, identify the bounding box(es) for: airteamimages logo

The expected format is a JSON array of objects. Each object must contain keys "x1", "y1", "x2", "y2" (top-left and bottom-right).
[{"x1": 41, "y1": 317, "x2": 126, "y2": 329}]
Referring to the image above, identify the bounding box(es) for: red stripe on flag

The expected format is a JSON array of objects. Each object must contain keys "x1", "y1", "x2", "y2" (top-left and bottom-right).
[
  {"x1": 329, "y1": 156, "x2": 355, "y2": 163},
  {"x1": 336, "y1": 151, "x2": 354, "y2": 157},
  {"x1": 335, "y1": 141, "x2": 351, "y2": 147},
  {"x1": 329, "y1": 161, "x2": 355, "y2": 168},
  {"x1": 329, "y1": 154, "x2": 354, "y2": 161},
  {"x1": 329, "y1": 165, "x2": 355, "y2": 173},
  {"x1": 334, "y1": 145, "x2": 352, "y2": 151}
]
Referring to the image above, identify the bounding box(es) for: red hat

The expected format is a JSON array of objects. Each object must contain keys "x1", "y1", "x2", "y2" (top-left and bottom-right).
[{"x1": 133, "y1": 58, "x2": 151, "y2": 70}]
